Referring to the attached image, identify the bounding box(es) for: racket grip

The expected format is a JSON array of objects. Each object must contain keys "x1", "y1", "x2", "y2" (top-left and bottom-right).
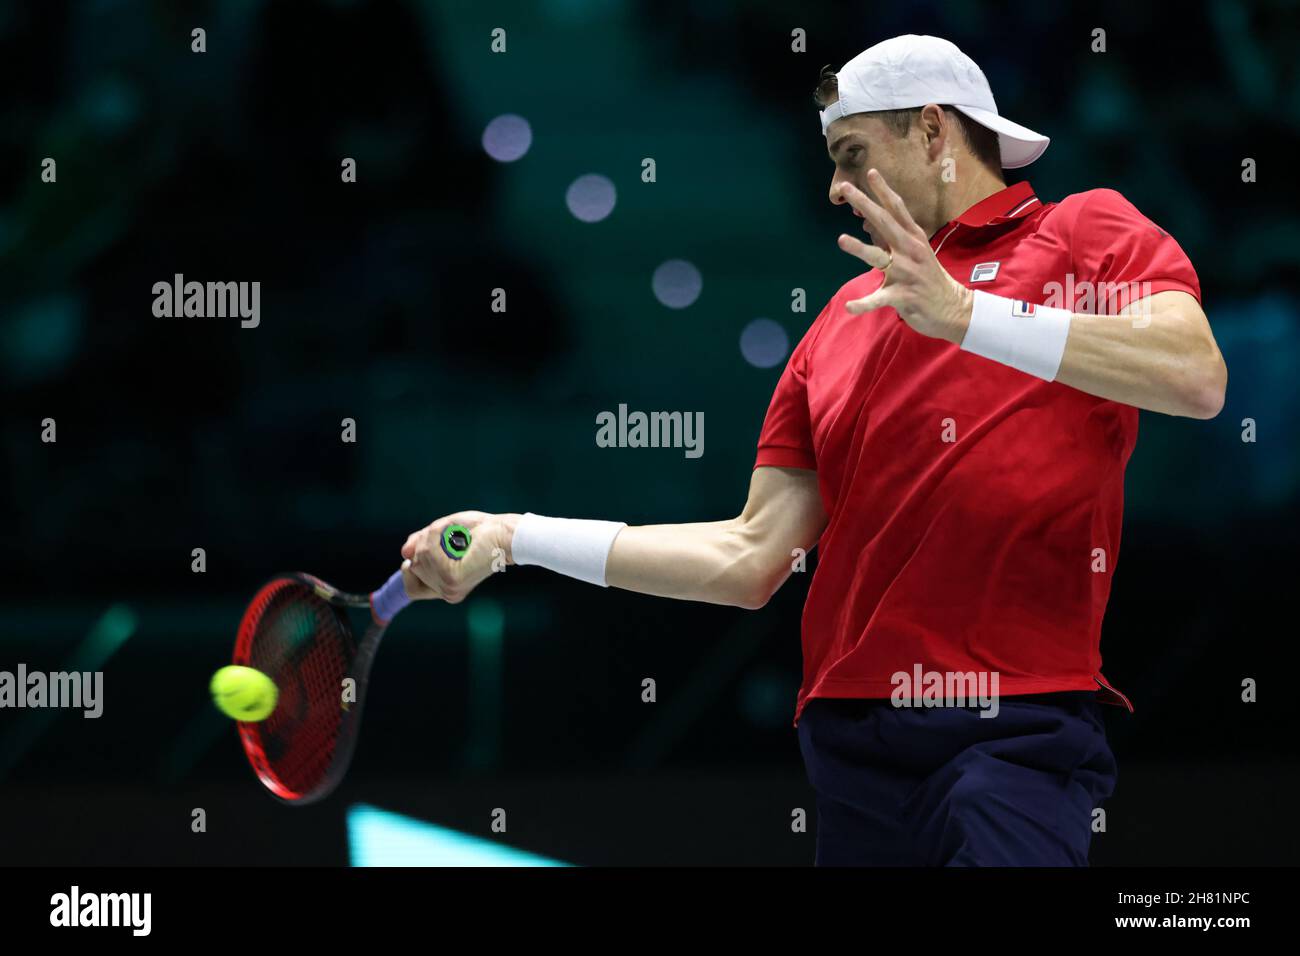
[{"x1": 371, "y1": 569, "x2": 412, "y2": 623}]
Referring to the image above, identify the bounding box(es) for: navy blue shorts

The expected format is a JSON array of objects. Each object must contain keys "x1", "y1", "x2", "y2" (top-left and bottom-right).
[{"x1": 797, "y1": 691, "x2": 1117, "y2": 866}]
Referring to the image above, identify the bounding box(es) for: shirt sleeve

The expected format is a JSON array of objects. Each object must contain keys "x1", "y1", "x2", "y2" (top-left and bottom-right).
[
  {"x1": 1070, "y1": 188, "x2": 1202, "y2": 308},
  {"x1": 753, "y1": 303, "x2": 828, "y2": 472}
]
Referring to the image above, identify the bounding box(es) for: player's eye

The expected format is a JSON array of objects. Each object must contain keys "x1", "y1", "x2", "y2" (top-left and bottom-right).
[{"x1": 840, "y1": 146, "x2": 864, "y2": 167}]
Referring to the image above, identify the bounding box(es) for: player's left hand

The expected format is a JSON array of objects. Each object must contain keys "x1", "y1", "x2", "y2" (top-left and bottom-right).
[{"x1": 835, "y1": 168, "x2": 974, "y2": 344}]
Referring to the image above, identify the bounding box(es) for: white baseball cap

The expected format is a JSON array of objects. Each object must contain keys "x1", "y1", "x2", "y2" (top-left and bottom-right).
[{"x1": 819, "y1": 34, "x2": 1049, "y2": 169}]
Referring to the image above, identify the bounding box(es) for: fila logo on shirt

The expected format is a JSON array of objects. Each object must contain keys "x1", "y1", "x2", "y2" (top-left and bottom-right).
[
  {"x1": 1012, "y1": 300, "x2": 1036, "y2": 317},
  {"x1": 969, "y1": 261, "x2": 1001, "y2": 283}
]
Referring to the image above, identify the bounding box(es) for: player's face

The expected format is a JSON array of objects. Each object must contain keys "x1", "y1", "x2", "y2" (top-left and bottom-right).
[{"x1": 826, "y1": 113, "x2": 939, "y2": 238}]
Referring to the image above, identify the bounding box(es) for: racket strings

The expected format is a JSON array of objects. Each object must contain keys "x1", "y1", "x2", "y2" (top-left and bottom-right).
[{"x1": 238, "y1": 580, "x2": 357, "y2": 798}]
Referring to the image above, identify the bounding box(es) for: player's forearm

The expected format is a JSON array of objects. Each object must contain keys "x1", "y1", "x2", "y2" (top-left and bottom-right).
[
  {"x1": 1051, "y1": 305, "x2": 1227, "y2": 419},
  {"x1": 499, "y1": 513, "x2": 777, "y2": 609},
  {"x1": 603, "y1": 519, "x2": 779, "y2": 609},
  {"x1": 946, "y1": 287, "x2": 1226, "y2": 419},
  {"x1": 405, "y1": 469, "x2": 823, "y2": 608}
]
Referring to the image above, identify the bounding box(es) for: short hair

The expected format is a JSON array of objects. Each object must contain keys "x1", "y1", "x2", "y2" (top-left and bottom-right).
[{"x1": 813, "y1": 63, "x2": 1002, "y2": 172}]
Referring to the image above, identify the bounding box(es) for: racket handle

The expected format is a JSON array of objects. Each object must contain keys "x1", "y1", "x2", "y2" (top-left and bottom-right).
[{"x1": 371, "y1": 569, "x2": 412, "y2": 623}]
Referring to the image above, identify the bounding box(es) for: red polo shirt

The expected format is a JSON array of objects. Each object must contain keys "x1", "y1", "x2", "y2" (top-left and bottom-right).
[{"x1": 757, "y1": 181, "x2": 1201, "y2": 725}]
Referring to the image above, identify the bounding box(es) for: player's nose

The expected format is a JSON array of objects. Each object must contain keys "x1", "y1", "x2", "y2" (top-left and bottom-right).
[
  {"x1": 829, "y1": 176, "x2": 848, "y2": 206},
  {"x1": 829, "y1": 178, "x2": 865, "y2": 217}
]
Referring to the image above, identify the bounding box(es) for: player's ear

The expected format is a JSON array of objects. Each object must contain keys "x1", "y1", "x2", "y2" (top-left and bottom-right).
[{"x1": 919, "y1": 103, "x2": 946, "y2": 157}]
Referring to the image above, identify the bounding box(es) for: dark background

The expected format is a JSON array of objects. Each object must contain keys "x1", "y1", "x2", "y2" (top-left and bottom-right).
[{"x1": 2, "y1": 0, "x2": 1297, "y2": 865}]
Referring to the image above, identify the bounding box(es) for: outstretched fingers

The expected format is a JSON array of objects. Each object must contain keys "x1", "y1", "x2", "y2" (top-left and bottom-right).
[
  {"x1": 866, "y1": 168, "x2": 926, "y2": 242},
  {"x1": 837, "y1": 233, "x2": 891, "y2": 270}
]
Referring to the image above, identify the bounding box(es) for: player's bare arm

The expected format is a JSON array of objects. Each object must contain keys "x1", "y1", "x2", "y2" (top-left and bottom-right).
[
  {"x1": 835, "y1": 167, "x2": 1227, "y2": 419},
  {"x1": 399, "y1": 465, "x2": 826, "y2": 609},
  {"x1": 602, "y1": 465, "x2": 826, "y2": 609}
]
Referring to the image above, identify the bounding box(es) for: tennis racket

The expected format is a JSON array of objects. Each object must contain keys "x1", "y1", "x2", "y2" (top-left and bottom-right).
[{"x1": 231, "y1": 523, "x2": 472, "y2": 805}]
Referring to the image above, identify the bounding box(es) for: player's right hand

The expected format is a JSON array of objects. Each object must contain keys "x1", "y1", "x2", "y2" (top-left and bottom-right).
[{"x1": 399, "y1": 511, "x2": 519, "y2": 604}]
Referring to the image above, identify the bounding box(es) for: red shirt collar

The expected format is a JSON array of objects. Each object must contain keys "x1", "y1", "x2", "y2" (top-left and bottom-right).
[{"x1": 951, "y1": 180, "x2": 1040, "y2": 228}]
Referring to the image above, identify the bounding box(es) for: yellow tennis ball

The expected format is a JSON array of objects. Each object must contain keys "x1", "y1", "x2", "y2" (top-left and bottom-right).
[{"x1": 210, "y1": 665, "x2": 278, "y2": 722}]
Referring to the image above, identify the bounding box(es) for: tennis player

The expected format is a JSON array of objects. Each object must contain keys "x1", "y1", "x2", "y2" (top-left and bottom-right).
[{"x1": 400, "y1": 35, "x2": 1226, "y2": 866}]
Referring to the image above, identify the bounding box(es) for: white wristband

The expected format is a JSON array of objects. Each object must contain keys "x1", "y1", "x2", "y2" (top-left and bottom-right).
[
  {"x1": 961, "y1": 290, "x2": 1072, "y2": 381},
  {"x1": 510, "y1": 513, "x2": 627, "y2": 587}
]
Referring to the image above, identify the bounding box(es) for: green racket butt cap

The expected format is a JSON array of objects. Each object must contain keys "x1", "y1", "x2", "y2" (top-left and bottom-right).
[{"x1": 441, "y1": 524, "x2": 472, "y2": 559}]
